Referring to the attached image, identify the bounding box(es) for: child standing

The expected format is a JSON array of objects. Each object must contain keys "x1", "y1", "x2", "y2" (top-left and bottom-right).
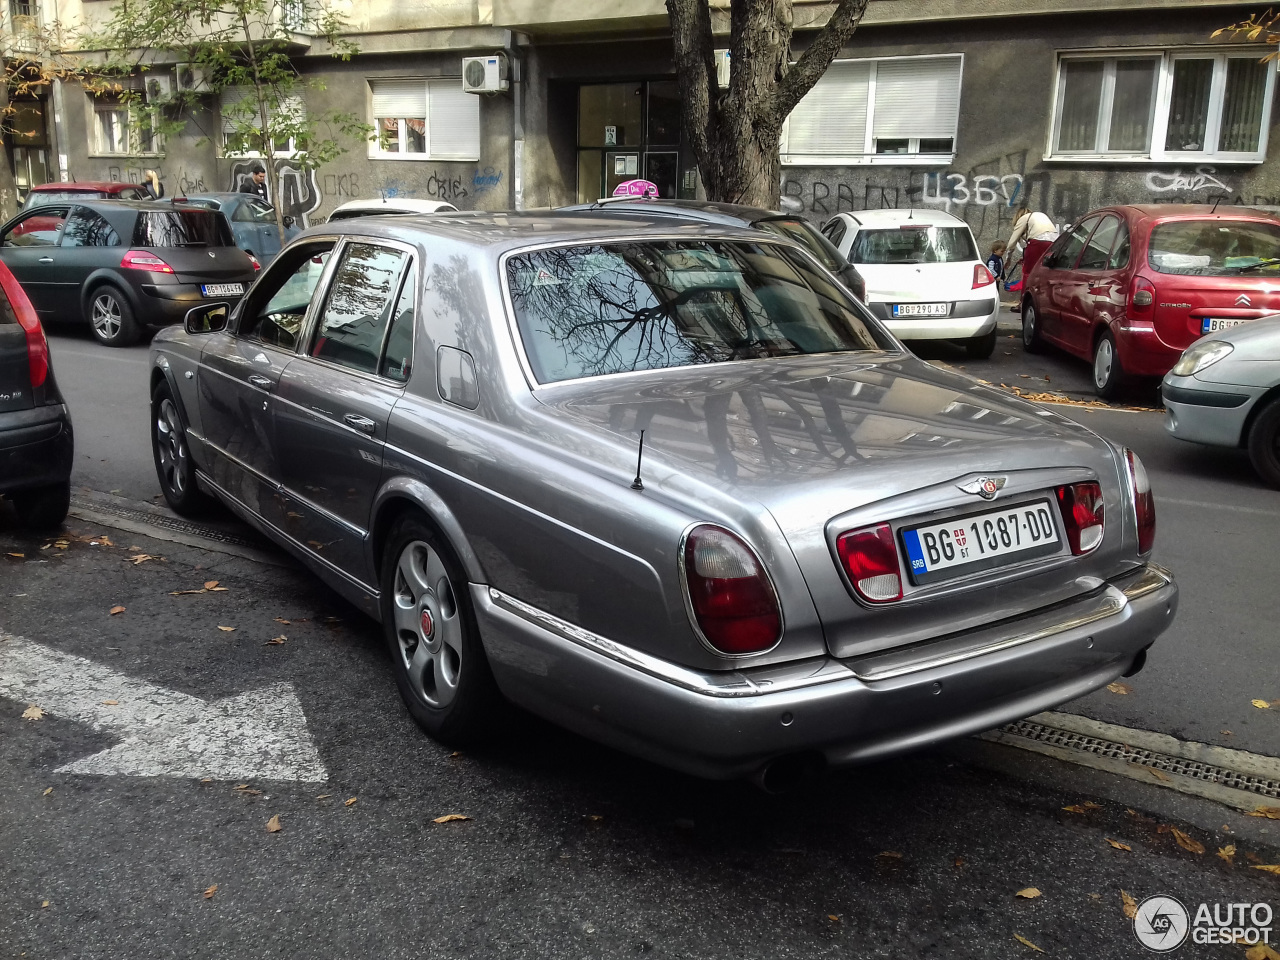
[{"x1": 987, "y1": 241, "x2": 1006, "y2": 283}]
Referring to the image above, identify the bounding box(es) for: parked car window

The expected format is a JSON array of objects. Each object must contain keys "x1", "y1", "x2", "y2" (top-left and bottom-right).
[
  {"x1": 754, "y1": 218, "x2": 845, "y2": 272},
  {"x1": 60, "y1": 208, "x2": 122, "y2": 248},
  {"x1": 23, "y1": 190, "x2": 103, "y2": 209},
  {"x1": 242, "y1": 242, "x2": 335, "y2": 349},
  {"x1": 1, "y1": 207, "x2": 69, "y2": 247},
  {"x1": 822, "y1": 218, "x2": 847, "y2": 246},
  {"x1": 133, "y1": 209, "x2": 234, "y2": 248},
  {"x1": 309, "y1": 242, "x2": 409, "y2": 374},
  {"x1": 1108, "y1": 226, "x2": 1131, "y2": 270},
  {"x1": 848, "y1": 225, "x2": 977, "y2": 264},
  {"x1": 1043, "y1": 217, "x2": 1097, "y2": 270},
  {"x1": 379, "y1": 275, "x2": 416, "y2": 383},
  {"x1": 1077, "y1": 216, "x2": 1121, "y2": 270},
  {"x1": 233, "y1": 199, "x2": 277, "y2": 224},
  {"x1": 507, "y1": 239, "x2": 891, "y2": 385},
  {"x1": 1148, "y1": 219, "x2": 1280, "y2": 276}
]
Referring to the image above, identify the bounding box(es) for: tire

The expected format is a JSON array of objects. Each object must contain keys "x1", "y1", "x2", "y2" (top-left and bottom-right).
[
  {"x1": 1092, "y1": 330, "x2": 1124, "y2": 400},
  {"x1": 1248, "y1": 398, "x2": 1280, "y2": 489},
  {"x1": 151, "y1": 383, "x2": 213, "y2": 516},
  {"x1": 11, "y1": 481, "x2": 70, "y2": 531},
  {"x1": 87, "y1": 285, "x2": 140, "y2": 348},
  {"x1": 380, "y1": 513, "x2": 501, "y2": 745},
  {"x1": 965, "y1": 328, "x2": 997, "y2": 359},
  {"x1": 1021, "y1": 299, "x2": 1043, "y2": 354}
]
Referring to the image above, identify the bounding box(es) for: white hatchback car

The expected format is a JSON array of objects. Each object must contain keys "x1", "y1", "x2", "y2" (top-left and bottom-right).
[
  {"x1": 822, "y1": 210, "x2": 999, "y2": 358},
  {"x1": 327, "y1": 197, "x2": 458, "y2": 221}
]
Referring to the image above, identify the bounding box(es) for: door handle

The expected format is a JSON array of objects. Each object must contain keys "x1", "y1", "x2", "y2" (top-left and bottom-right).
[
  {"x1": 247, "y1": 374, "x2": 273, "y2": 389},
  {"x1": 38, "y1": 256, "x2": 54, "y2": 263},
  {"x1": 343, "y1": 413, "x2": 377, "y2": 435}
]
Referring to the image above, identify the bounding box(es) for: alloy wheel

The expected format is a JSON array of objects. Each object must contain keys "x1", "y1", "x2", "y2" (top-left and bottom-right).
[
  {"x1": 392, "y1": 539, "x2": 463, "y2": 709},
  {"x1": 92, "y1": 293, "x2": 122, "y2": 341},
  {"x1": 1093, "y1": 338, "x2": 1114, "y2": 391},
  {"x1": 154, "y1": 398, "x2": 187, "y2": 495}
]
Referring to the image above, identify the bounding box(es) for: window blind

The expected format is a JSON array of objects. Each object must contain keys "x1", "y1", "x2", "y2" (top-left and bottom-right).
[
  {"x1": 785, "y1": 61, "x2": 870, "y2": 156},
  {"x1": 371, "y1": 80, "x2": 428, "y2": 119},
  {"x1": 872, "y1": 56, "x2": 962, "y2": 140},
  {"x1": 221, "y1": 88, "x2": 304, "y2": 134},
  {"x1": 427, "y1": 80, "x2": 480, "y2": 160}
]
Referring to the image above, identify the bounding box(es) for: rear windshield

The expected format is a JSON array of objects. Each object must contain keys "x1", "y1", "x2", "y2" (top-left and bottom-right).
[
  {"x1": 133, "y1": 209, "x2": 234, "y2": 248},
  {"x1": 1148, "y1": 220, "x2": 1280, "y2": 276},
  {"x1": 506, "y1": 239, "x2": 892, "y2": 384},
  {"x1": 754, "y1": 218, "x2": 844, "y2": 271},
  {"x1": 849, "y1": 226, "x2": 978, "y2": 264},
  {"x1": 23, "y1": 190, "x2": 105, "y2": 209}
]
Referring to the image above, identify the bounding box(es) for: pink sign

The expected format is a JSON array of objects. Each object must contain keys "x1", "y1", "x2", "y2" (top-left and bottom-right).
[{"x1": 612, "y1": 179, "x2": 659, "y2": 198}]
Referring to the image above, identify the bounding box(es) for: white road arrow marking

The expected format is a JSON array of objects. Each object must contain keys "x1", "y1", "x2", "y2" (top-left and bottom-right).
[{"x1": 0, "y1": 633, "x2": 328, "y2": 782}]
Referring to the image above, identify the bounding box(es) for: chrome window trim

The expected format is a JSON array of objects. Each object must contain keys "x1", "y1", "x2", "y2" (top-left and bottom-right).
[{"x1": 236, "y1": 234, "x2": 344, "y2": 346}]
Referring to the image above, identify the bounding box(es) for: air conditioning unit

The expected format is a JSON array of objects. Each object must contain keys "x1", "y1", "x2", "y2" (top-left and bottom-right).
[
  {"x1": 176, "y1": 64, "x2": 212, "y2": 93},
  {"x1": 145, "y1": 74, "x2": 173, "y2": 102},
  {"x1": 462, "y1": 54, "x2": 509, "y2": 94},
  {"x1": 715, "y1": 49, "x2": 731, "y2": 89}
]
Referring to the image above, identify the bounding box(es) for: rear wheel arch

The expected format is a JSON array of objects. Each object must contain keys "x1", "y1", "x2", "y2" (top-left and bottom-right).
[
  {"x1": 370, "y1": 480, "x2": 485, "y2": 587},
  {"x1": 1243, "y1": 385, "x2": 1280, "y2": 448}
]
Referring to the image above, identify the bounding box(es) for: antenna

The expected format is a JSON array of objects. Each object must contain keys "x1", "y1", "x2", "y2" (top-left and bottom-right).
[
  {"x1": 1211, "y1": 196, "x2": 1223, "y2": 213},
  {"x1": 630, "y1": 430, "x2": 646, "y2": 491}
]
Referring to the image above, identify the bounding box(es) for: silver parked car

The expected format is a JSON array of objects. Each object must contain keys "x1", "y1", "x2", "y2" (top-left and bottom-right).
[
  {"x1": 148, "y1": 212, "x2": 1177, "y2": 786},
  {"x1": 1163, "y1": 314, "x2": 1280, "y2": 488}
]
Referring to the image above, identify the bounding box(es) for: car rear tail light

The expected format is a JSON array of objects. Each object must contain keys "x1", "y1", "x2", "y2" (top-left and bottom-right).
[
  {"x1": 681, "y1": 525, "x2": 782, "y2": 655},
  {"x1": 3, "y1": 273, "x2": 48, "y2": 389},
  {"x1": 972, "y1": 263, "x2": 996, "y2": 288},
  {"x1": 1128, "y1": 277, "x2": 1155, "y2": 316},
  {"x1": 120, "y1": 250, "x2": 175, "y2": 274},
  {"x1": 247, "y1": 253, "x2": 262, "y2": 271},
  {"x1": 1125, "y1": 449, "x2": 1156, "y2": 555},
  {"x1": 1055, "y1": 482, "x2": 1104, "y2": 554},
  {"x1": 835, "y1": 523, "x2": 903, "y2": 603}
]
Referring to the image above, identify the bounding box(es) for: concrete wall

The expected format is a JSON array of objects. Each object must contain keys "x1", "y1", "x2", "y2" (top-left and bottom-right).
[{"x1": 780, "y1": 10, "x2": 1280, "y2": 252}]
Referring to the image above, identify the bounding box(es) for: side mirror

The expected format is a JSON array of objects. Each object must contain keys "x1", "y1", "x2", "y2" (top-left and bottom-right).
[
  {"x1": 282, "y1": 215, "x2": 295, "y2": 228},
  {"x1": 184, "y1": 302, "x2": 229, "y2": 335}
]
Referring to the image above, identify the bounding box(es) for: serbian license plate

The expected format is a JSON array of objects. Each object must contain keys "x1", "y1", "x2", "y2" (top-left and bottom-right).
[
  {"x1": 901, "y1": 500, "x2": 1061, "y2": 584},
  {"x1": 1202, "y1": 317, "x2": 1249, "y2": 334},
  {"x1": 893, "y1": 302, "x2": 949, "y2": 317},
  {"x1": 201, "y1": 283, "x2": 245, "y2": 297}
]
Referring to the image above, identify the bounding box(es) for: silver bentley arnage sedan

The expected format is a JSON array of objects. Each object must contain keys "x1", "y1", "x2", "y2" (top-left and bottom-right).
[{"x1": 149, "y1": 211, "x2": 1177, "y2": 788}]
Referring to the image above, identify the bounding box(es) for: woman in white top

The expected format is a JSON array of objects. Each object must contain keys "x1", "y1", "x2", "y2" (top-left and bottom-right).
[{"x1": 1006, "y1": 206, "x2": 1056, "y2": 254}]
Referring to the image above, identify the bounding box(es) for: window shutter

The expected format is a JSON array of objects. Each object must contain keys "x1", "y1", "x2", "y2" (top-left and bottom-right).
[
  {"x1": 784, "y1": 61, "x2": 870, "y2": 157},
  {"x1": 427, "y1": 80, "x2": 480, "y2": 160},
  {"x1": 872, "y1": 56, "x2": 962, "y2": 140},
  {"x1": 221, "y1": 88, "x2": 303, "y2": 132},
  {"x1": 371, "y1": 80, "x2": 427, "y2": 119},
  {"x1": 221, "y1": 87, "x2": 252, "y2": 134}
]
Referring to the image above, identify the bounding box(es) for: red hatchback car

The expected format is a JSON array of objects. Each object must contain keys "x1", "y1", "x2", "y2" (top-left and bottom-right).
[{"x1": 1021, "y1": 205, "x2": 1280, "y2": 398}]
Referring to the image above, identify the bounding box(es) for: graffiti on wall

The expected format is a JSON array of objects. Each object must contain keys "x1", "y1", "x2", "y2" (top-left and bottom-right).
[
  {"x1": 1145, "y1": 166, "x2": 1230, "y2": 195},
  {"x1": 228, "y1": 159, "x2": 321, "y2": 228}
]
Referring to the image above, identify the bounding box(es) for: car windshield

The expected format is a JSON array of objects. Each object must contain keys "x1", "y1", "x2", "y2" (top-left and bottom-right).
[
  {"x1": 1148, "y1": 220, "x2": 1280, "y2": 276},
  {"x1": 849, "y1": 225, "x2": 978, "y2": 264},
  {"x1": 23, "y1": 190, "x2": 105, "y2": 209},
  {"x1": 235, "y1": 199, "x2": 277, "y2": 224},
  {"x1": 507, "y1": 239, "x2": 892, "y2": 384},
  {"x1": 754, "y1": 218, "x2": 845, "y2": 271},
  {"x1": 134, "y1": 209, "x2": 234, "y2": 247}
]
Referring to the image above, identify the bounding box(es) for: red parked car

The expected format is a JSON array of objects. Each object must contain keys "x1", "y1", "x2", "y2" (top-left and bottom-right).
[
  {"x1": 22, "y1": 181, "x2": 148, "y2": 210},
  {"x1": 1021, "y1": 205, "x2": 1280, "y2": 398}
]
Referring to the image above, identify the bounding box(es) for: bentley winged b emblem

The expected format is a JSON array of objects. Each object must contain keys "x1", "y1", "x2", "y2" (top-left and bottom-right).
[{"x1": 957, "y1": 475, "x2": 1008, "y2": 500}]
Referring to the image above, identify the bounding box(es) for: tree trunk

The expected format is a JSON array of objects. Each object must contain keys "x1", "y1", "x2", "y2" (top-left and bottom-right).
[
  {"x1": 667, "y1": 0, "x2": 869, "y2": 210},
  {"x1": 0, "y1": 77, "x2": 20, "y2": 220}
]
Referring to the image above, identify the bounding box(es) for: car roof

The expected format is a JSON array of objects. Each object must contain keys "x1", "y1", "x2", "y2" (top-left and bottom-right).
[
  {"x1": 68, "y1": 199, "x2": 215, "y2": 213},
  {"x1": 833, "y1": 208, "x2": 966, "y2": 227},
  {"x1": 557, "y1": 198, "x2": 794, "y2": 226},
  {"x1": 330, "y1": 198, "x2": 457, "y2": 215},
  {"x1": 1099, "y1": 203, "x2": 1280, "y2": 223},
  {"x1": 30, "y1": 181, "x2": 140, "y2": 192},
  {"x1": 177, "y1": 192, "x2": 254, "y2": 203}
]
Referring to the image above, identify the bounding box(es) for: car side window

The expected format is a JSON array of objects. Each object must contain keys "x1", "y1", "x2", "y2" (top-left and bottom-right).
[
  {"x1": 240, "y1": 241, "x2": 336, "y2": 350},
  {"x1": 823, "y1": 219, "x2": 847, "y2": 246},
  {"x1": 1044, "y1": 217, "x2": 1097, "y2": 270},
  {"x1": 2, "y1": 206, "x2": 69, "y2": 247},
  {"x1": 308, "y1": 242, "x2": 408, "y2": 375},
  {"x1": 1077, "y1": 216, "x2": 1120, "y2": 271},
  {"x1": 1108, "y1": 224, "x2": 1131, "y2": 270},
  {"x1": 379, "y1": 273, "x2": 416, "y2": 383},
  {"x1": 60, "y1": 208, "x2": 122, "y2": 248}
]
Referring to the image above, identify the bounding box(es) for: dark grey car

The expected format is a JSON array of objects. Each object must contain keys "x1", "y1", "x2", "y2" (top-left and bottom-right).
[{"x1": 148, "y1": 212, "x2": 1177, "y2": 785}]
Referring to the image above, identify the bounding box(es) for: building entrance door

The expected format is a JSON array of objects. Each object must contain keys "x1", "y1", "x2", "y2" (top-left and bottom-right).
[{"x1": 576, "y1": 81, "x2": 691, "y2": 202}]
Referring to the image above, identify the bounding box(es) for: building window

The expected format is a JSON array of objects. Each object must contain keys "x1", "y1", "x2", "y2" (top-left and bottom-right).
[
  {"x1": 1050, "y1": 50, "x2": 1274, "y2": 161},
  {"x1": 90, "y1": 95, "x2": 158, "y2": 156},
  {"x1": 368, "y1": 79, "x2": 480, "y2": 161},
  {"x1": 9, "y1": 0, "x2": 37, "y2": 19},
  {"x1": 780, "y1": 55, "x2": 962, "y2": 165},
  {"x1": 220, "y1": 87, "x2": 304, "y2": 157}
]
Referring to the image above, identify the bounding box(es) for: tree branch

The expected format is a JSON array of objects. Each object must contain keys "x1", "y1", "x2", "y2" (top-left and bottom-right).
[{"x1": 774, "y1": 0, "x2": 868, "y2": 119}]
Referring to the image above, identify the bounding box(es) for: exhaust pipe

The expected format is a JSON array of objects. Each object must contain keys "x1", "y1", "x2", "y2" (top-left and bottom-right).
[{"x1": 751, "y1": 752, "x2": 826, "y2": 795}]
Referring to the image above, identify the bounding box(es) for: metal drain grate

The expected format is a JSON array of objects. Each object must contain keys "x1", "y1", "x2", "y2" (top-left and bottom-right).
[
  {"x1": 69, "y1": 495, "x2": 264, "y2": 549},
  {"x1": 1000, "y1": 719, "x2": 1280, "y2": 800}
]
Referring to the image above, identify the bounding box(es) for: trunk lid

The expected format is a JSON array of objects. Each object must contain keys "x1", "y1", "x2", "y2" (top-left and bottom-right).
[
  {"x1": 1148, "y1": 273, "x2": 1280, "y2": 352},
  {"x1": 540, "y1": 353, "x2": 1130, "y2": 659},
  {"x1": 157, "y1": 245, "x2": 257, "y2": 284},
  {"x1": 858, "y1": 261, "x2": 977, "y2": 304}
]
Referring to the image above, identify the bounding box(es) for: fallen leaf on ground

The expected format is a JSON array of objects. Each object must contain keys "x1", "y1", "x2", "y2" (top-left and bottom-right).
[
  {"x1": 433, "y1": 814, "x2": 472, "y2": 824},
  {"x1": 203, "y1": 884, "x2": 218, "y2": 899},
  {"x1": 200, "y1": 778, "x2": 212, "y2": 783},
  {"x1": 1088, "y1": 893, "x2": 1102, "y2": 901},
  {"x1": 1249, "y1": 806, "x2": 1280, "y2": 820},
  {"x1": 344, "y1": 797, "x2": 357, "y2": 807},
  {"x1": 1218, "y1": 844, "x2": 1237, "y2": 864},
  {"x1": 6, "y1": 552, "x2": 24, "y2": 558},
  {"x1": 1148, "y1": 768, "x2": 1172, "y2": 783},
  {"x1": 316, "y1": 794, "x2": 330, "y2": 800},
  {"x1": 1249, "y1": 852, "x2": 1265, "y2": 864},
  {"x1": 1013, "y1": 933, "x2": 1045, "y2": 953},
  {"x1": 1105, "y1": 838, "x2": 1132, "y2": 851},
  {"x1": 1016, "y1": 887, "x2": 1042, "y2": 899},
  {"x1": 450, "y1": 751, "x2": 463, "y2": 759},
  {"x1": 127, "y1": 554, "x2": 158, "y2": 564},
  {"x1": 233, "y1": 784, "x2": 262, "y2": 795},
  {"x1": 170, "y1": 589, "x2": 207, "y2": 595},
  {"x1": 217, "y1": 626, "x2": 235, "y2": 632},
  {"x1": 953, "y1": 857, "x2": 966, "y2": 868},
  {"x1": 99, "y1": 535, "x2": 113, "y2": 546},
  {"x1": 203, "y1": 580, "x2": 220, "y2": 590},
  {"x1": 42, "y1": 787, "x2": 52, "y2": 796},
  {"x1": 274, "y1": 617, "x2": 290, "y2": 624},
  {"x1": 266, "y1": 815, "x2": 282, "y2": 833},
  {"x1": 101, "y1": 699, "x2": 118, "y2": 706},
  {"x1": 1062, "y1": 802, "x2": 1101, "y2": 814},
  {"x1": 108, "y1": 605, "x2": 125, "y2": 615},
  {"x1": 1171, "y1": 828, "x2": 1205, "y2": 854},
  {"x1": 586, "y1": 815, "x2": 604, "y2": 822},
  {"x1": 1121, "y1": 890, "x2": 1138, "y2": 919},
  {"x1": 1252, "y1": 865, "x2": 1280, "y2": 875},
  {"x1": 1245, "y1": 944, "x2": 1280, "y2": 960},
  {"x1": 265, "y1": 636, "x2": 286, "y2": 645},
  {"x1": 1253, "y1": 699, "x2": 1272, "y2": 709},
  {"x1": 22, "y1": 704, "x2": 43, "y2": 721},
  {"x1": 875, "y1": 850, "x2": 903, "y2": 860},
  {"x1": 41, "y1": 900, "x2": 49, "y2": 908},
  {"x1": 1107, "y1": 682, "x2": 1132, "y2": 695},
  {"x1": 826, "y1": 914, "x2": 841, "y2": 922},
  {"x1": 1222, "y1": 730, "x2": 1233, "y2": 736}
]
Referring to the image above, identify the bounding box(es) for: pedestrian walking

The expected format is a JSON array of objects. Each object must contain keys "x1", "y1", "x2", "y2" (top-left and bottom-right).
[
  {"x1": 239, "y1": 164, "x2": 269, "y2": 201},
  {"x1": 142, "y1": 170, "x2": 165, "y2": 200}
]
